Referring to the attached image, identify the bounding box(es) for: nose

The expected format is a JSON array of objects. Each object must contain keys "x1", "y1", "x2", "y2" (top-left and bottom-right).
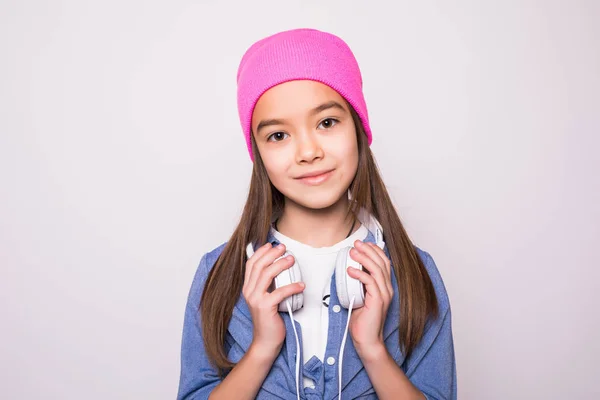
[{"x1": 295, "y1": 131, "x2": 323, "y2": 163}]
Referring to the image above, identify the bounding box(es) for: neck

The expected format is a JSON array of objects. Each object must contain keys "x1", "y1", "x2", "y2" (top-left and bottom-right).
[{"x1": 275, "y1": 195, "x2": 357, "y2": 247}]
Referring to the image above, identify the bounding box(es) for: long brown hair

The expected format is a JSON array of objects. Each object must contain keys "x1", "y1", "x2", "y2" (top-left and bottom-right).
[{"x1": 200, "y1": 106, "x2": 439, "y2": 374}]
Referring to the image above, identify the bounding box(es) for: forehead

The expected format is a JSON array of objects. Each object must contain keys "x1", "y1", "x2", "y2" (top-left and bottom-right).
[{"x1": 252, "y1": 80, "x2": 347, "y2": 122}]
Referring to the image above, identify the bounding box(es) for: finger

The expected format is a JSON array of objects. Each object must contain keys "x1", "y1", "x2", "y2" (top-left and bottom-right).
[
  {"x1": 350, "y1": 244, "x2": 390, "y2": 301},
  {"x1": 268, "y1": 281, "x2": 306, "y2": 306},
  {"x1": 354, "y1": 241, "x2": 387, "y2": 276},
  {"x1": 256, "y1": 254, "x2": 296, "y2": 293},
  {"x1": 367, "y1": 243, "x2": 394, "y2": 297},
  {"x1": 347, "y1": 266, "x2": 382, "y2": 306},
  {"x1": 367, "y1": 243, "x2": 391, "y2": 276},
  {"x1": 248, "y1": 243, "x2": 287, "y2": 292},
  {"x1": 244, "y1": 242, "x2": 272, "y2": 284}
]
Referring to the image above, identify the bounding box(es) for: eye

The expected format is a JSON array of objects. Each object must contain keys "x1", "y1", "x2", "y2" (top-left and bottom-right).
[
  {"x1": 318, "y1": 118, "x2": 339, "y2": 129},
  {"x1": 267, "y1": 132, "x2": 289, "y2": 142}
]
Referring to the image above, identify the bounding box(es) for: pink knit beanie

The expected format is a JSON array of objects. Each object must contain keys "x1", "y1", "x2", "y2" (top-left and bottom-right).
[{"x1": 236, "y1": 28, "x2": 372, "y2": 161}]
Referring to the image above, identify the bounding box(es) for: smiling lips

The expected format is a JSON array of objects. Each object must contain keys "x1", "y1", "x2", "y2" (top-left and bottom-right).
[{"x1": 295, "y1": 169, "x2": 335, "y2": 185}]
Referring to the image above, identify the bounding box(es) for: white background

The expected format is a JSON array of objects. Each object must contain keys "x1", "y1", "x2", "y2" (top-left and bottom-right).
[{"x1": 1, "y1": 1, "x2": 599, "y2": 399}]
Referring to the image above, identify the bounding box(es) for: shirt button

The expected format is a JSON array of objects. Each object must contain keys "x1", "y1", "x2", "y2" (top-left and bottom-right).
[
  {"x1": 327, "y1": 356, "x2": 336, "y2": 365},
  {"x1": 333, "y1": 305, "x2": 341, "y2": 313}
]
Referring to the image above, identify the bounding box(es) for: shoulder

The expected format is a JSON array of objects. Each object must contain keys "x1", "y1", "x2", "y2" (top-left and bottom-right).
[
  {"x1": 414, "y1": 246, "x2": 451, "y2": 313},
  {"x1": 203, "y1": 241, "x2": 229, "y2": 270},
  {"x1": 187, "y1": 241, "x2": 229, "y2": 305}
]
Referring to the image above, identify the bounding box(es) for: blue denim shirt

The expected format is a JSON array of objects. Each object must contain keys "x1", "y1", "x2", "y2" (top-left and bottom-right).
[{"x1": 177, "y1": 230, "x2": 457, "y2": 399}]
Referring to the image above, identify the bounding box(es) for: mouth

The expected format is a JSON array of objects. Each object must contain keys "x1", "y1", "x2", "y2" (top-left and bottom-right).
[{"x1": 295, "y1": 169, "x2": 335, "y2": 185}]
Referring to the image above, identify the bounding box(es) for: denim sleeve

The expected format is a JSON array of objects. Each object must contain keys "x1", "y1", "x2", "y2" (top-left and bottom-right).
[
  {"x1": 403, "y1": 250, "x2": 457, "y2": 400},
  {"x1": 176, "y1": 254, "x2": 222, "y2": 400}
]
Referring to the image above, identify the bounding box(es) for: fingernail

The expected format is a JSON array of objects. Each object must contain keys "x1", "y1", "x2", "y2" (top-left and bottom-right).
[{"x1": 277, "y1": 243, "x2": 284, "y2": 249}]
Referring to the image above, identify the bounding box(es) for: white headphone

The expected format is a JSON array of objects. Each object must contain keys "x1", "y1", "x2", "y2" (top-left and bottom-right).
[
  {"x1": 244, "y1": 208, "x2": 385, "y2": 400},
  {"x1": 245, "y1": 208, "x2": 384, "y2": 311}
]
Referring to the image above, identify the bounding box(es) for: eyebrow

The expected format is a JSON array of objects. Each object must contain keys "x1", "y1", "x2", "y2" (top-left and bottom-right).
[{"x1": 256, "y1": 101, "x2": 347, "y2": 134}]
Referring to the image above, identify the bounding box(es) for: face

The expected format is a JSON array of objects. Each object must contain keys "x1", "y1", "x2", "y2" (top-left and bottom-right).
[{"x1": 251, "y1": 80, "x2": 359, "y2": 210}]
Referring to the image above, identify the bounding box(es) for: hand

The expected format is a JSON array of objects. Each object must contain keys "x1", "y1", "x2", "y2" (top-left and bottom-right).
[
  {"x1": 346, "y1": 241, "x2": 394, "y2": 358},
  {"x1": 242, "y1": 242, "x2": 305, "y2": 356}
]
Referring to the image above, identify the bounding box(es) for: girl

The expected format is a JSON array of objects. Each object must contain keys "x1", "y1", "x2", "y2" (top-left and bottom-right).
[{"x1": 177, "y1": 28, "x2": 456, "y2": 400}]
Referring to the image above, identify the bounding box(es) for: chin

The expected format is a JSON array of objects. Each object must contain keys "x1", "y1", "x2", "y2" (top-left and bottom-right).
[{"x1": 286, "y1": 190, "x2": 348, "y2": 211}]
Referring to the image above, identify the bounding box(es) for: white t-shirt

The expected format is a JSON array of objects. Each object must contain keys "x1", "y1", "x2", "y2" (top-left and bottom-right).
[{"x1": 270, "y1": 223, "x2": 369, "y2": 389}]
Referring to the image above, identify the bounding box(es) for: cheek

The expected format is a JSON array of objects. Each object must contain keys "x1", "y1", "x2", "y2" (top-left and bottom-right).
[
  {"x1": 336, "y1": 135, "x2": 359, "y2": 181},
  {"x1": 341, "y1": 141, "x2": 358, "y2": 160},
  {"x1": 261, "y1": 151, "x2": 289, "y2": 185},
  {"x1": 334, "y1": 131, "x2": 359, "y2": 163}
]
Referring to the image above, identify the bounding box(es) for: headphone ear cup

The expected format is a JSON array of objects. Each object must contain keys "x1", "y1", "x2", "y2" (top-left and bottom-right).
[
  {"x1": 335, "y1": 247, "x2": 365, "y2": 309},
  {"x1": 273, "y1": 250, "x2": 304, "y2": 312},
  {"x1": 335, "y1": 249, "x2": 350, "y2": 309},
  {"x1": 289, "y1": 253, "x2": 303, "y2": 311}
]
